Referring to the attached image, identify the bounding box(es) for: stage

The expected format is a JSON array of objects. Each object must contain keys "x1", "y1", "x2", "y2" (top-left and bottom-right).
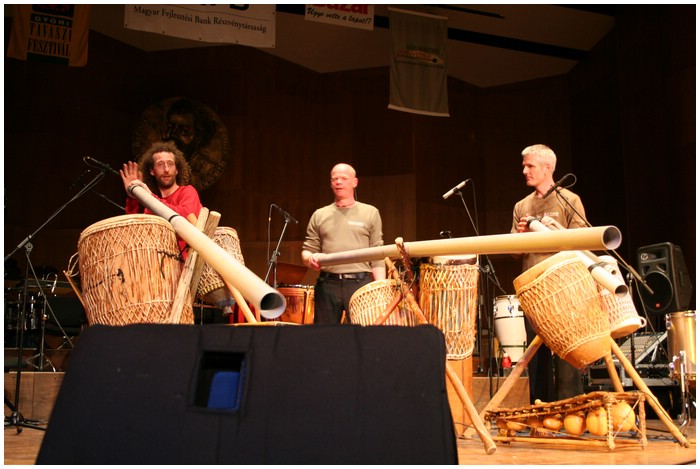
[{"x1": 4, "y1": 370, "x2": 695, "y2": 465}]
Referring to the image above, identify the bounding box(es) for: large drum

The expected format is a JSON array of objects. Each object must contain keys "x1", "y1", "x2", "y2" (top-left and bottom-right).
[
  {"x1": 666, "y1": 310, "x2": 696, "y2": 382},
  {"x1": 514, "y1": 251, "x2": 611, "y2": 369},
  {"x1": 277, "y1": 285, "x2": 315, "y2": 324},
  {"x1": 419, "y1": 255, "x2": 479, "y2": 360},
  {"x1": 196, "y1": 227, "x2": 244, "y2": 313},
  {"x1": 78, "y1": 214, "x2": 190, "y2": 325},
  {"x1": 348, "y1": 279, "x2": 415, "y2": 327},
  {"x1": 596, "y1": 255, "x2": 645, "y2": 338},
  {"x1": 493, "y1": 295, "x2": 527, "y2": 363}
]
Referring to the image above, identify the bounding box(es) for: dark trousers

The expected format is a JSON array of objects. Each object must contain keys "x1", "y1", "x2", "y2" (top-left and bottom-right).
[
  {"x1": 525, "y1": 319, "x2": 583, "y2": 403},
  {"x1": 313, "y1": 276, "x2": 373, "y2": 324}
]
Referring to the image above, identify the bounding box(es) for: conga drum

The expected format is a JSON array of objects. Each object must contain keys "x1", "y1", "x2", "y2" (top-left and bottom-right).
[
  {"x1": 514, "y1": 251, "x2": 611, "y2": 369},
  {"x1": 666, "y1": 310, "x2": 696, "y2": 382},
  {"x1": 196, "y1": 227, "x2": 244, "y2": 313},
  {"x1": 277, "y1": 284, "x2": 315, "y2": 324},
  {"x1": 596, "y1": 255, "x2": 645, "y2": 338},
  {"x1": 78, "y1": 214, "x2": 190, "y2": 325},
  {"x1": 348, "y1": 279, "x2": 415, "y2": 326},
  {"x1": 419, "y1": 255, "x2": 479, "y2": 360},
  {"x1": 493, "y1": 295, "x2": 527, "y2": 363}
]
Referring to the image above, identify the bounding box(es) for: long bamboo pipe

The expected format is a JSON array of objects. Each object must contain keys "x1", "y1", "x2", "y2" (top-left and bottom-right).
[
  {"x1": 526, "y1": 219, "x2": 627, "y2": 296},
  {"x1": 316, "y1": 225, "x2": 621, "y2": 267},
  {"x1": 128, "y1": 184, "x2": 286, "y2": 319}
]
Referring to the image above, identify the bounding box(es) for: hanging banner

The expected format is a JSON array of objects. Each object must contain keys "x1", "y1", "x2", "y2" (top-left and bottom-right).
[
  {"x1": 388, "y1": 8, "x2": 449, "y2": 117},
  {"x1": 305, "y1": 4, "x2": 374, "y2": 31},
  {"x1": 124, "y1": 5, "x2": 276, "y2": 48},
  {"x1": 7, "y1": 4, "x2": 91, "y2": 67}
]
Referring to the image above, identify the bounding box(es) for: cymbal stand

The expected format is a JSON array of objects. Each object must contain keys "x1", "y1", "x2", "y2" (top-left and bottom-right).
[
  {"x1": 4, "y1": 169, "x2": 107, "y2": 433},
  {"x1": 4, "y1": 243, "x2": 46, "y2": 432}
]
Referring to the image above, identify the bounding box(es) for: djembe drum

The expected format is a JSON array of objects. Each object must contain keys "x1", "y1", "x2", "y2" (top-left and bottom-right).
[
  {"x1": 514, "y1": 251, "x2": 611, "y2": 369},
  {"x1": 77, "y1": 214, "x2": 189, "y2": 325},
  {"x1": 348, "y1": 279, "x2": 416, "y2": 326},
  {"x1": 419, "y1": 255, "x2": 480, "y2": 360},
  {"x1": 196, "y1": 227, "x2": 244, "y2": 314}
]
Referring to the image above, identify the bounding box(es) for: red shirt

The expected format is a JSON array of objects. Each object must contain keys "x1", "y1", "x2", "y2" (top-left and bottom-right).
[{"x1": 125, "y1": 185, "x2": 203, "y2": 257}]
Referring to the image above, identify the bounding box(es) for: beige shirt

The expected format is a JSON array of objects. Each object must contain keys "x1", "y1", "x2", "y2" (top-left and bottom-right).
[
  {"x1": 303, "y1": 202, "x2": 384, "y2": 274},
  {"x1": 511, "y1": 188, "x2": 587, "y2": 271}
]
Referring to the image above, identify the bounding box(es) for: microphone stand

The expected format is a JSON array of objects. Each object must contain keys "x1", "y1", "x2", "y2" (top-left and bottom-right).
[
  {"x1": 4, "y1": 170, "x2": 108, "y2": 433},
  {"x1": 264, "y1": 207, "x2": 294, "y2": 289},
  {"x1": 454, "y1": 186, "x2": 505, "y2": 394}
]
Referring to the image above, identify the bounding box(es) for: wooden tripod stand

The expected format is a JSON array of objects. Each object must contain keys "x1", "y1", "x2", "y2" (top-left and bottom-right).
[
  {"x1": 373, "y1": 238, "x2": 497, "y2": 455},
  {"x1": 475, "y1": 334, "x2": 690, "y2": 447}
]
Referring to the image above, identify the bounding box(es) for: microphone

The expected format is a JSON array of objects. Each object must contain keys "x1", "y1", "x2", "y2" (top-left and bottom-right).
[
  {"x1": 442, "y1": 179, "x2": 470, "y2": 200},
  {"x1": 542, "y1": 173, "x2": 573, "y2": 198},
  {"x1": 271, "y1": 204, "x2": 298, "y2": 224},
  {"x1": 84, "y1": 156, "x2": 119, "y2": 176}
]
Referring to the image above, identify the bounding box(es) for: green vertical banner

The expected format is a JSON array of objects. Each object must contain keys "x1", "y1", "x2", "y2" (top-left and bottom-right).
[
  {"x1": 7, "y1": 4, "x2": 91, "y2": 66},
  {"x1": 388, "y1": 8, "x2": 449, "y2": 117}
]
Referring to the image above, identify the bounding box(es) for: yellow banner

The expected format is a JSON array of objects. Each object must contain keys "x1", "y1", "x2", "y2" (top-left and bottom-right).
[{"x1": 7, "y1": 4, "x2": 91, "y2": 67}]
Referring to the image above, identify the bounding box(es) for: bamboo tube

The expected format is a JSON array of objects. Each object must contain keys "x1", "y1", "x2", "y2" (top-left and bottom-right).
[
  {"x1": 317, "y1": 226, "x2": 622, "y2": 267},
  {"x1": 526, "y1": 219, "x2": 627, "y2": 296},
  {"x1": 128, "y1": 184, "x2": 286, "y2": 319},
  {"x1": 167, "y1": 207, "x2": 210, "y2": 324}
]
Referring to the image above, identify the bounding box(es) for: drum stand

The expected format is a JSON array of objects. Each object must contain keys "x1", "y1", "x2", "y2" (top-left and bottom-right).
[
  {"x1": 470, "y1": 334, "x2": 690, "y2": 447},
  {"x1": 380, "y1": 238, "x2": 497, "y2": 455},
  {"x1": 673, "y1": 351, "x2": 695, "y2": 435}
]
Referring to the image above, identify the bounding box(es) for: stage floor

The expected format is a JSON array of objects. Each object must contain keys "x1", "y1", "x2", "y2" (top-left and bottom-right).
[{"x1": 4, "y1": 371, "x2": 696, "y2": 465}]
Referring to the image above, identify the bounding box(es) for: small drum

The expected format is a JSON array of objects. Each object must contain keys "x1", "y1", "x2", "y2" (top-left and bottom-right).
[
  {"x1": 514, "y1": 251, "x2": 611, "y2": 369},
  {"x1": 595, "y1": 255, "x2": 646, "y2": 338},
  {"x1": 4, "y1": 290, "x2": 42, "y2": 331},
  {"x1": 197, "y1": 227, "x2": 244, "y2": 313},
  {"x1": 277, "y1": 285, "x2": 315, "y2": 324},
  {"x1": 493, "y1": 295, "x2": 527, "y2": 363},
  {"x1": 666, "y1": 310, "x2": 696, "y2": 381},
  {"x1": 348, "y1": 279, "x2": 415, "y2": 327},
  {"x1": 419, "y1": 255, "x2": 479, "y2": 360},
  {"x1": 78, "y1": 214, "x2": 190, "y2": 325}
]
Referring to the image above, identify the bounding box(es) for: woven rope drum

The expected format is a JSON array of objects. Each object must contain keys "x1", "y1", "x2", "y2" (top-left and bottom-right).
[
  {"x1": 514, "y1": 251, "x2": 611, "y2": 369},
  {"x1": 196, "y1": 227, "x2": 244, "y2": 306},
  {"x1": 419, "y1": 257, "x2": 480, "y2": 360},
  {"x1": 349, "y1": 279, "x2": 416, "y2": 327},
  {"x1": 78, "y1": 214, "x2": 190, "y2": 325}
]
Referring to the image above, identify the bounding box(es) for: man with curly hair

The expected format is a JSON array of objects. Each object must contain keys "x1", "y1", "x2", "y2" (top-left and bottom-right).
[{"x1": 120, "y1": 140, "x2": 203, "y2": 257}]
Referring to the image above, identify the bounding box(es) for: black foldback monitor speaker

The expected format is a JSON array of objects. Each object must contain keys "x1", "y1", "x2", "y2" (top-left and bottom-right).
[
  {"x1": 37, "y1": 323, "x2": 457, "y2": 465},
  {"x1": 637, "y1": 242, "x2": 693, "y2": 316}
]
